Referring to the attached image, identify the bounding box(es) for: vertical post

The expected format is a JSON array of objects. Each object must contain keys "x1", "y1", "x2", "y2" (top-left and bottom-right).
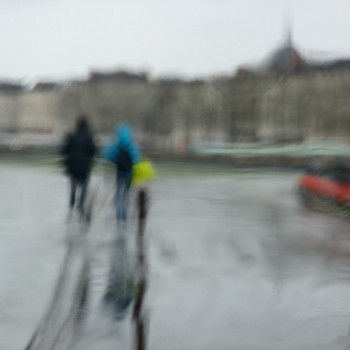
[{"x1": 133, "y1": 188, "x2": 148, "y2": 350}]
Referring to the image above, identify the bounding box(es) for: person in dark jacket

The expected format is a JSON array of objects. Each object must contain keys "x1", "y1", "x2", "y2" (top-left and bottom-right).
[
  {"x1": 101, "y1": 123, "x2": 140, "y2": 222},
  {"x1": 61, "y1": 116, "x2": 96, "y2": 214}
]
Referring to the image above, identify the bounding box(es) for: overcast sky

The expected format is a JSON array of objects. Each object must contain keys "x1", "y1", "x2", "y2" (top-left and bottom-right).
[{"x1": 0, "y1": 0, "x2": 350, "y2": 82}]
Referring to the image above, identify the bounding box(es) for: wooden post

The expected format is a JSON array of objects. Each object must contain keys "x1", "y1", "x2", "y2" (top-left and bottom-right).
[{"x1": 133, "y1": 188, "x2": 148, "y2": 350}]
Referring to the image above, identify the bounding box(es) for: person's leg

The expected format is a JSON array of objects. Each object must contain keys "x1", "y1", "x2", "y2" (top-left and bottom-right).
[
  {"x1": 69, "y1": 177, "x2": 77, "y2": 209},
  {"x1": 116, "y1": 171, "x2": 124, "y2": 221},
  {"x1": 78, "y1": 176, "x2": 88, "y2": 213},
  {"x1": 121, "y1": 171, "x2": 132, "y2": 221}
]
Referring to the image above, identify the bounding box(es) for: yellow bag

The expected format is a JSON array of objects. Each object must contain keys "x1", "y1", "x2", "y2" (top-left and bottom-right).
[{"x1": 132, "y1": 160, "x2": 157, "y2": 186}]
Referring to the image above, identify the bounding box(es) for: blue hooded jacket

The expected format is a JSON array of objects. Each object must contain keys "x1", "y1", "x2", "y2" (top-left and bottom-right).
[{"x1": 101, "y1": 124, "x2": 140, "y2": 165}]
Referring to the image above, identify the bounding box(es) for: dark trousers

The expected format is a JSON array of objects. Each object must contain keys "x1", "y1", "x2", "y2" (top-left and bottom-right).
[
  {"x1": 70, "y1": 176, "x2": 88, "y2": 211},
  {"x1": 116, "y1": 171, "x2": 132, "y2": 221}
]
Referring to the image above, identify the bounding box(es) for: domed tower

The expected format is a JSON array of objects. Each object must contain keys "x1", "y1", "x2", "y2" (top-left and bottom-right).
[{"x1": 269, "y1": 24, "x2": 305, "y2": 74}]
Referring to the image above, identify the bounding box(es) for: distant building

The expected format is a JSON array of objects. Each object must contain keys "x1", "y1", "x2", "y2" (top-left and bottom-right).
[
  {"x1": 32, "y1": 82, "x2": 61, "y2": 92},
  {"x1": 267, "y1": 25, "x2": 306, "y2": 74},
  {"x1": 267, "y1": 26, "x2": 350, "y2": 75},
  {"x1": 302, "y1": 58, "x2": 350, "y2": 73},
  {"x1": 88, "y1": 70, "x2": 148, "y2": 83},
  {"x1": 0, "y1": 82, "x2": 23, "y2": 93}
]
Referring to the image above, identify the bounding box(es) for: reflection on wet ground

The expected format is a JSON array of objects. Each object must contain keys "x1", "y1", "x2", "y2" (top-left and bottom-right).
[
  {"x1": 2, "y1": 164, "x2": 350, "y2": 349},
  {"x1": 147, "y1": 175, "x2": 350, "y2": 350}
]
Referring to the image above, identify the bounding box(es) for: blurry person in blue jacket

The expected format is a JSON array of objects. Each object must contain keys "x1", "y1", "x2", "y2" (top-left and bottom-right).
[{"x1": 101, "y1": 124, "x2": 140, "y2": 221}]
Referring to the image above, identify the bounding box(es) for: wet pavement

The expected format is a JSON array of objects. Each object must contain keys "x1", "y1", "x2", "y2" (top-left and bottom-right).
[
  {"x1": 1, "y1": 163, "x2": 350, "y2": 349},
  {"x1": 0, "y1": 164, "x2": 67, "y2": 349}
]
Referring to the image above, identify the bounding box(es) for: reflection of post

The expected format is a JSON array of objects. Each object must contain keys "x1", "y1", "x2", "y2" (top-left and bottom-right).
[{"x1": 133, "y1": 188, "x2": 148, "y2": 350}]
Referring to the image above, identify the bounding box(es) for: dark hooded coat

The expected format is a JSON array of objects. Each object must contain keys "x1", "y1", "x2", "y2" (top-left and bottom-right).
[{"x1": 61, "y1": 121, "x2": 96, "y2": 182}]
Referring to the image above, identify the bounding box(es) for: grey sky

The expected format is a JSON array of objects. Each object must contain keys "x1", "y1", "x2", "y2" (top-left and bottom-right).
[{"x1": 0, "y1": 0, "x2": 350, "y2": 82}]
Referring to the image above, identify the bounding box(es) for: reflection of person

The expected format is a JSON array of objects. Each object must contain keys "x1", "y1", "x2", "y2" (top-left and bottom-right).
[
  {"x1": 101, "y1": 124, "x2": 140, "y2": 221},
  {"x1": 103, "y1": 235, "x2": 135, "y2": 320},
  {"x1": 61, "y1": 116, "x2": 96, "y2": 215}
]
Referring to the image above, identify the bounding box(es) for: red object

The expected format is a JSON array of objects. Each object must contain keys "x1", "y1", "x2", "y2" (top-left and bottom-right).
[{"x1": 299, "y1": 174, "x2": 350, "y2": 204}]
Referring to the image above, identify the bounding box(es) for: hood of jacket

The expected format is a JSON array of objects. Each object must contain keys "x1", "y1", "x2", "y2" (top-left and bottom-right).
[{"x1": 115, "y1": 124, "x2": 133, "y2": 146}]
